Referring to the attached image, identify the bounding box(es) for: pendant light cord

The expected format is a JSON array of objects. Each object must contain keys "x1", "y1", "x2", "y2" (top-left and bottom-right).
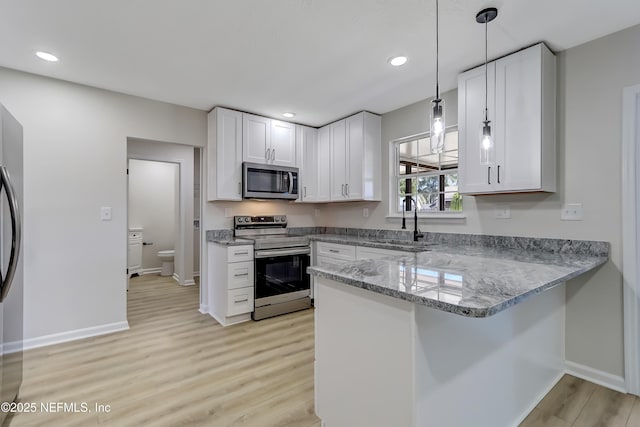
[
  {"x1": 435, "y1": 0, "x2": 439, "y2": 100},
  {"x1": 484, "y1": 18, "x2": 488, "y2": 122}
]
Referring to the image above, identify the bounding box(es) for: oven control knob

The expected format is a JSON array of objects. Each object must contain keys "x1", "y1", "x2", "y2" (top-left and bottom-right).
[
  {"x1": 279, "y1": 216, "x2": 286, "y2": 222},
  {"x1": 244, "y1": 216, "x2": 251, "y2": 223},
  {"x1": 274, "y1": 217, "x2": 280, "y2": 222},
  {"x1": 237, "y1": 217, "x2": 243, "y2": 223}
]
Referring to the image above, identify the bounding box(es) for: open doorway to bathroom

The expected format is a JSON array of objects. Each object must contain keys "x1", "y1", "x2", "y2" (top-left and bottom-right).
[
  {"x1": 126, "y1": 139, "x2": 202, "y2": 316},
  {"x1": 128, "y1": 159, "x2": 179, "y2": 277}
]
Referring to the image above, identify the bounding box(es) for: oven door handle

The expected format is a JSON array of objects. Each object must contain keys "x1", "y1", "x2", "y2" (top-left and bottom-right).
[{"x1": 255, "y1": 247, "x2": 310, "y2": 258}]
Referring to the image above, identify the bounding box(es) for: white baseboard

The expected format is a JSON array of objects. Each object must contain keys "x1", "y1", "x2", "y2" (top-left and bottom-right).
[
  {"x1": 511, "y1": 370, "x2": 564, "y2": 427},
  {"x1": 5, "y1": 321, "x2": 130, "y2": 353},
  {"x1": 565, "y1": 360, "x2": 627, "y2": 393},
  {"x1": 140, "y1": 268, "x2": 161, "y2": 275},
  {"x1": 182, "y1": 280, "x2": 196, "y2": 286},
  {"x1": 199, "y1": 304, "x2": 209, "y2": 314},
  {"x1": 194, "y1": 272, "x2": 200, "y2": 277}
]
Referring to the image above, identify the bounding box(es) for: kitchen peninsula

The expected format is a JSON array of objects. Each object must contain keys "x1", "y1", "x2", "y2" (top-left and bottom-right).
[{"x1": 307, "y1": 234, "x2": 608, "y2": 427}]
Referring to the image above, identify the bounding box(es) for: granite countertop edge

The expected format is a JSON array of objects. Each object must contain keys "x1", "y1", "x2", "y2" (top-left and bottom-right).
[{"x1": 307, "y1": 255, "x2": 608, "y2": 318}]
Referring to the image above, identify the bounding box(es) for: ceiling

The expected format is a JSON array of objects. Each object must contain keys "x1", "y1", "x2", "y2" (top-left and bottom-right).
[{"x1": 1, "y1": 0, "x2": 639, "y2": 127}]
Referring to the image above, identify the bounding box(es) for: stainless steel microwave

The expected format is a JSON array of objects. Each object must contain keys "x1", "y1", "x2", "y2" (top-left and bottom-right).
[{"x1": 243, "y1": 162, "x2": 299, "y2": 200}]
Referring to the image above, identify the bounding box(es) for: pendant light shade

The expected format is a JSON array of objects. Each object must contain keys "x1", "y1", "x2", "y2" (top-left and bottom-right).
[
  {"x1": 430, "y1": 0, "x2": 445, "y2": 154},
  {"x1": 476, "y1": 7, "x2": 497, "y2": 165}
]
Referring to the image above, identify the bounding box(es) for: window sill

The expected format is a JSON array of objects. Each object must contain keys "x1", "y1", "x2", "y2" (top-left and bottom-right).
[{"x1": 386, "y1": 212, "x2": 466, "y2": 221}]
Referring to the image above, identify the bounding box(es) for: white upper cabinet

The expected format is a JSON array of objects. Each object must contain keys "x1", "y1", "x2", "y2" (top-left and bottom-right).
[
  {"x1": 207, "y1": 107, "x2": 243, "y2": 201},
  {"x1": 330, "y1": 119, "x2": 348, "y2": 200},
  {"x1": 270, "y1": 120, "x2": 296, "y2": 167},
  {"x1": 317, "y1": 125, "x2": 331, "y2": 202},
  {"x1": 296, "y1": 125, "x2": 319, "y2": 202},
  {"x1": 242, "y1": 113, "x2": 271, "y2": 164},
  {"x1": 242, "y1": 113, "x2": 296, "y2": 167},
  {"x1": 458, "y1": 43, "x2": 556, "y2": 195},
  {"x1": 330, "y1": 111, "x2": 381, "y2": 201}
]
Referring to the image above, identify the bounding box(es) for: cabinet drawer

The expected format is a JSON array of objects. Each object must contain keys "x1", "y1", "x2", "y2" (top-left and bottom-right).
[
  {"x1": 227, "y1": 286, "x2": 254, "y2": 317},
  {"x1": 227, "y1": 245, "x2": 253, "y2": 263},
  {"x1": 316, "y1": 242, "x2": 356, "y2": 260},
  {"x1": 227, "y1": 261, "x2": 254, "y2": 290}
]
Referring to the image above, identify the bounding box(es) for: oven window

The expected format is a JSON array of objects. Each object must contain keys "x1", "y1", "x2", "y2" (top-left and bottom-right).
[{"x1": 255, "y1": 254, "x2": 310, "y2": 299}]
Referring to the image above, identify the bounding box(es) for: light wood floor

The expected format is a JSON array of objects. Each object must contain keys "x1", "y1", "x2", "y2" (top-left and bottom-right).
[
  {"x1": 7, "y1": 274, "x2": 640, "y2": 426},
  {"x1": 9, "y1": 274, "x2": 320, "y2": 426}
]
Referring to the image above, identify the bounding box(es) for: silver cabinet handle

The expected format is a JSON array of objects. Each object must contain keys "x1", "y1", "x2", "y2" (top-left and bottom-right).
[
  {"x1": 0, "y1": 166, "x2": 21, "y2": 302},
  {"x1": 234, "y1": 298, "x2": 249, "y2": 303},
  {"x1": 272, "y1": 148, "x2": 275, "y2": 162},
  {"x1": 341, "y1": 184, "x2": 344, "y2": 196},
  {"x1": 488, "y1": 166, "x2": 491, "y2": 185},
  {"x1": 304, "y1": 186, "x2": 307, "y2": 197},
  {"x1": 234, "y1": 251, "x2": 249, "y2": 255},
  {"x1": 345, "y1": 183, "x2": 349, "y2": 196},
  {"x1": 265, "y1": 147, "x2": 270, "y2": 161},
  {"x1": 234, "y1": 272, "x2": 249, "y2": 277},
  {"x1": 328, "y1": 249, "x2": 339, "y2": 253},
  {"x1": 497, "y1": 165, "x2": 501, "y2": 184},
  {"x1": 238, "y1": 181, "x2": 241, "y2": 195}
]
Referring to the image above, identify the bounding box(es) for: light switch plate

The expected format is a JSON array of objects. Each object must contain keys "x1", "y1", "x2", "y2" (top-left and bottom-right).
[
  {"x1": 495, "y1": 205, "x2": 511, "y2": 219},
  {"x1": 100, "y1": 206, "x2": 112, "y2": 221},
  {"x1": 561, "y1": 203, "x2": 583, "y2": 221}
]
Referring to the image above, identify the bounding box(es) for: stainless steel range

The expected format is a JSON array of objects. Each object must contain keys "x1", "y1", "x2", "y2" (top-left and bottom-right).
[{"x1": 234, "y1": 215, "x2": 311, "y2": 320}]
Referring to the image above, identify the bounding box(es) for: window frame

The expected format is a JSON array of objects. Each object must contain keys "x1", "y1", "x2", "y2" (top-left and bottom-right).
[{"x1": 387, "y1": 126, "x2": 465, "y2": 220}]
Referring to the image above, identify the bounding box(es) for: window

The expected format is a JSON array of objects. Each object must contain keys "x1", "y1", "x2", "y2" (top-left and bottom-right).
[{"x1": 393, "y1": 128, "x2": 462, "y2": 214}]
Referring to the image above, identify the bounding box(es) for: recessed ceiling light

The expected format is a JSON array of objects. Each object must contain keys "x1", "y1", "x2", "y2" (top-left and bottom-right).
[
  {"x1": 282, "y1": 112, "x2": 295, "y2": 118},
  {"x1": 389, "y1": 56, "x2": 408, "y2": 66},
  {"x1": 35, "y1": 51, "x2": 59, "y2": 62}
]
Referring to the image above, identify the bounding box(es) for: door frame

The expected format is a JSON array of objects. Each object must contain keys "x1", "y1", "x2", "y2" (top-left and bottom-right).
[{"x1": 622, "y1": 83, "x2": 640, "y2": 396}]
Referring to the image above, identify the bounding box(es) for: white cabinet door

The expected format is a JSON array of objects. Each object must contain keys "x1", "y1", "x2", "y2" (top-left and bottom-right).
[
  {"x1": 458, "y1": 63, "x2": 496, "y2": 194},
  {"x1": 346, "y1": 113, "x2": 364, "y2": 200},
  {"x1": 271, "y1": 120, "x2": 296, "y2": 167},
  {"x1": 356, "y1": 246, "x2": 404, "y2": 260},
  {"x1": 243, "y1": 113, "x2": 271, "y2": 165},
  {"x1": 317, "y1": 125, "x2": 331, "y2": 202},
  {"x1": 495, "y1": 44, "x2": 547, "y2": 192},
  {"x1": 330, "y1": 119, "x2": 347, "y2": 200},
  {"x1": 298, "y1": 125, "x2": 318, "y2": 202},
  {"x1": 207, "y1": 107, "x2": 243, "y2": 201},
  {"x1": 128, "y1": 241, "x2": 142, "y2": 272}
]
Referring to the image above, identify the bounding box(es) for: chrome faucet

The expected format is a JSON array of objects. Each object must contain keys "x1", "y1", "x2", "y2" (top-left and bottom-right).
[{"x1": 402, "y1": 197, "x2": 423, "y2": 242}]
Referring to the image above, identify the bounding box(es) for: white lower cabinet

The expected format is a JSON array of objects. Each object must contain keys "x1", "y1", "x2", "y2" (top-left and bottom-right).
[
  {"x1": 208, "y1": 243, "x2": 255, "y2": 326},
  {"x1": 356, "y1": 246, "x2": 404, "y2": 260}
]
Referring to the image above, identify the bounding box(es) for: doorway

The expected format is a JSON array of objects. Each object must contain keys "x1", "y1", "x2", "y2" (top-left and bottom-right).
[
  {"x1": 622, "y1": 83, "x2": 640, "y2": 396},
  {"x1": 128, "y1": 159, "x2": 179, "y2": 277},
  {"x1": 126, "y1": 139, "x2": 202, "y2": 311}
]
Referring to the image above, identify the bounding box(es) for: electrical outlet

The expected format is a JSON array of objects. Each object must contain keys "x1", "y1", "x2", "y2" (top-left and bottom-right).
[
  {"x1": 224, "y1": 208, "x2": 233, "y2": 218},
  {"x1": 363, "y1": 208, "x2": 369, "y2": 218},
  {"x1": 494, "y1": 205, "x2": 511, "y2": 219},
  {"x1": 100, "y1": 206, "x2": 112, "y2": 221},
  {"x1": 561, "y1": 203, "x2": 583, "y2": 221}
]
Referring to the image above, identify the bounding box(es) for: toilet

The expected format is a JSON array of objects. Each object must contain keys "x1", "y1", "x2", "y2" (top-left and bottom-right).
[{"x1": 157, "y1": 250, "x2": 175, "y2": 277}]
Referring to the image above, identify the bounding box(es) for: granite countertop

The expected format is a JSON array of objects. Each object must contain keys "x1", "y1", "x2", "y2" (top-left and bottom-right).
[{"x1": 308, "y1": 244, "x2": 608, "y2": 318}]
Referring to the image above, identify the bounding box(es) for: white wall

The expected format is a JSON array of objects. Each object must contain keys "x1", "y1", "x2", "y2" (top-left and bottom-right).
[
  {"x1": 193, "y1": 148, "x2": 201, "y2": 275},
  {"x1": 319, "y1": 24, "x2": 640, "y2": 380},
  {"x1": 0, "y1": 67, "x2": 206, "y2": 343},
  {"x1": 128, "y1": 139, "x2": 195, "y2": 286},
  {"x1": 128, "y1": 159, "x2": 178, "y2": 270}
]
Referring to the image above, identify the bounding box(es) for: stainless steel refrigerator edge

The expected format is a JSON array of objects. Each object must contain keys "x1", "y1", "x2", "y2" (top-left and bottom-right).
[{"x1": 0, "y1": 104, "x2": 24, "y2": 426}]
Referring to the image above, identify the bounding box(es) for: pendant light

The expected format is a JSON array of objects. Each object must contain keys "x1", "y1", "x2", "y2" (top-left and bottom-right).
[
  {"x1": 476, "y1": 7, "x2": 497, "y2": 165},
  {"x1": 429, "y1": 0, "x2": 445, "y2": 154}
]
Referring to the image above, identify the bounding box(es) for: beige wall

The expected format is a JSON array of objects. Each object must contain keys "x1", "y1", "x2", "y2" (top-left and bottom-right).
[
  {"x1": 0, "y1": 67, "x2": 207, "y2": 341},
  {"x1": 319, "y1": 24, "x2": 640, "y2": 378}
]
